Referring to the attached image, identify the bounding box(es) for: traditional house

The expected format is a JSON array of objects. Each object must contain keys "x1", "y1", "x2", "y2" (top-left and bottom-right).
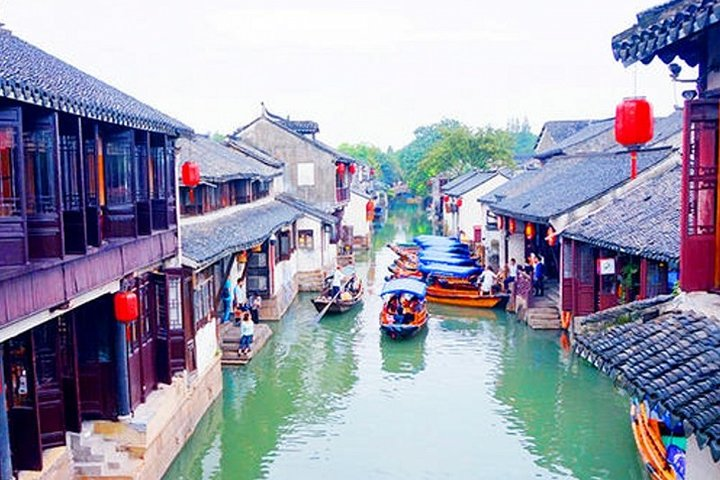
[
  {"x1": 533, "y1": 119, "x2": 594, "y2": 155},
  {"x1": 440, "y1": 170, "x2": 508, "y2": 265},
  {"x1": 343, "y1": 186, "x2": 373, "y2": 249},
  {"x1": 484, "y1": 112, "x2": 682, "y2": 280},
  {"x1": 177, "y1": 136, "x2": 304, "y2": 321},
  {"x1": 560, "y1": 164, "x2": 681, "y2": 317},
  {"x1": 0, "y1": 27, "x2": 222, "y2": 479},
  {"x1": 574, "y1": 2, "x2": 720, "y2": 477},
  {"x1": 230, "y1": 106, "x2": 359, "y2": 230}
]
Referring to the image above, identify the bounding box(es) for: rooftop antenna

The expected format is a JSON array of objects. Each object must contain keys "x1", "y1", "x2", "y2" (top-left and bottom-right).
[{"x1": 260, "y1": 101, "x2": 267, "y2": 117}]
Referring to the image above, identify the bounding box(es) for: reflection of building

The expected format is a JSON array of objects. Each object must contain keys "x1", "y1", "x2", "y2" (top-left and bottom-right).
[{"x1": 0, "y1": 27, "x2": 221, "y2": 478}]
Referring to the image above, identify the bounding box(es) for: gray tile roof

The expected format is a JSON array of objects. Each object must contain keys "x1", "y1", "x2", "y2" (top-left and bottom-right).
[
  {"x1": 575, "y1": 308, "x2": 720, "y2": 461},
  {"x1": 228, "y1": 139, "x2": 284, "y2": 168},
  {"x1": 0, "y1": 27, "x2": 191, "y2": 136},
  {"x1": 440, "y1": 170, "x2": 481, "y2": 193},
  {"x1": 176, "y1": 136, "x2": 281, "y2": 183},
  {"x1": 442, "y1": 170, "x2": 505, "y2": 197},
  {"x1": 276, "y1": 194, "x2": 338, "y2": 224},
  {"x1": 181, "y1": 201, "x2": 302, "y2": 266},
  {"x1": 562, "y1": 164, "x2": 681, "y2": 262},
  {"x1": 482, "y1": 147, "x2": 678, "y2": 223},
  {"x1": 612, "y1": 0, "x2": 720, "y2": 66},
  {"x1": 534, "y1": 120, "x2": 594, "y2": 153}
]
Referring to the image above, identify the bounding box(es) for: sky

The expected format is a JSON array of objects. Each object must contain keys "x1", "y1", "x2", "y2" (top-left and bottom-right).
[{"x1": 0, "y1": 0, "x2": 692, "y2": 149}]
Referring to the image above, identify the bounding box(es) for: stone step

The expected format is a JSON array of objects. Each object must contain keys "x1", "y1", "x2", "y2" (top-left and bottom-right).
[{"x1": 74, "y1": 462, "x2": 104, "y2": 476}]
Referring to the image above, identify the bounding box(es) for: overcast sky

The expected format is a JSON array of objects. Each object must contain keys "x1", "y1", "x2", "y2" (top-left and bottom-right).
[{"x1": 1, "y1": 0, "x2": 690, "y2": 149}]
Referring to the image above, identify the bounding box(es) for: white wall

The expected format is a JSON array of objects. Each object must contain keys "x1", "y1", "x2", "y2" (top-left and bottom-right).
[
  {"x1": 444, "y1": 174, "x2": 508, "y2": 238},
  {"x1": 687, "y1": 436, "x2": 720, "y2": 480},
  {"x1": 195, "y1": 317, "x2": 218, "y2": 374},
  {"x1": 345, "y1": 191, "x2": 370, "y2": 238},
  {"x1": 507, "y1": 231, "x2": 526, "y2": 267},
  {"x1": 296, "y1": 216, "x2": 324, "y2": 273}
]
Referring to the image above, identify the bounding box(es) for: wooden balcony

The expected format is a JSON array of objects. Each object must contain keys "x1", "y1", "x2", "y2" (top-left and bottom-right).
[{"x1": 0, "y1": 228, "x2": 177, "y2": 328}]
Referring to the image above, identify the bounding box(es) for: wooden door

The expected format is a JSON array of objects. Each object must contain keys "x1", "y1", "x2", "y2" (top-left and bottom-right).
[
  {"x1": 4, "y1": 333, "x2": 42, "y2": 471},
  {"x1": 33, "y1": 320, "x2": 66, "y2": 448},
  {"x1": 58, "y1": 315, "x2": 81, "y2": 433},
  {"x1": 139, "y1": 276, "x2": 157, "y2": 398},
  {"x1": 77, "y1": 297, "x2": 117, "y2": 420},
  {"x1": 60, "y1": 115, "x2": 86, "y2": 255},
  {"x1": 561, "y1": 240, "x2": 574, "y2": 312},
  {"x1": 181, "y1": 273, "x2": 196, "y2": 373},
  {"x1": 127, "y1": 317, "x2": 142, "y2": 410},
  {"x1": 575, "y1": 243, "x2": 596, "y2": 316}
]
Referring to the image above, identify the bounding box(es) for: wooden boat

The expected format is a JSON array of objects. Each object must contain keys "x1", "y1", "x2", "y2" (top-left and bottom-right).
[
  {"x1": 312, "y1": 283, "x2": 363, "y2": 314},
  {"x1": 426, "y1": 283, "x2": 509, "y2": 309},
  {"x1": 380, "y1": 278, "x2": 429, "y2": 339},
  {"x1": 630, "y1": 401, "x2": 682, "y2": 480}
]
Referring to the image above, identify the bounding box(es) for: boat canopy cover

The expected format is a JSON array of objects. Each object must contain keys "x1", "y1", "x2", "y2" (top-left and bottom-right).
[
  {"x1": 414, "y1": 235, "x2": 461, "y2": 246},
  {"x1": 419, "y1": 263, "x2": 482, "y2": 278},
  {"x1": 419, "y1": 244, "x2": 470, "y2": 254},
  {"x1": 418, "y1": 254, "x2": 476, "y2": 266},
  {"x1": 381, "y1": 278, "x2": 427, "y2": 298}
]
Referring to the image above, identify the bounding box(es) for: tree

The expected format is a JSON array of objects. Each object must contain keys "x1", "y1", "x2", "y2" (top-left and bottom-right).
[
  {"x1": 336, "y1": 143, "x2": 400, "y2": 184},
  {"x1": 406, "y1": 123, "x2": 515, "y2": 196},
  {"x1": 507, "y1": 118, "x2": 537, "y2": 157}
]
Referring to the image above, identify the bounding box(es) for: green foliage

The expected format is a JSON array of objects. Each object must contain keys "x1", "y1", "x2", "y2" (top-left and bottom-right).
[
  {"x1": 405, "y1": 122, "x2": 515, "y2": 196},
  {"x1": 507, "y1": 118, "x2": 537, "y2": 157},
  {"x1": 209, "y1": 132, "x2": 226, "y2": 143},
  {"x1": 336, "y1": 143, "x2": 400, "y2": 184}
]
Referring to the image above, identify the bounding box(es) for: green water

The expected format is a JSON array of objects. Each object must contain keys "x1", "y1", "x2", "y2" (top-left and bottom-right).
[{"x1": 165, "y1": 201, "x2": 642, "y2": 480}]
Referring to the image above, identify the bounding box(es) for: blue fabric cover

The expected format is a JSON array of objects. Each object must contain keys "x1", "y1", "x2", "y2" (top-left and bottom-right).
[{"x1": 381, "y1": 278, "x2": 428, "y2": 298}]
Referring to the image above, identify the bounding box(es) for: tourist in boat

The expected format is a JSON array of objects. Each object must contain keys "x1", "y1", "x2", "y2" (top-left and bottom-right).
[
  {"x1": 388, "y1": 296, "x2": 400, "y2": 314},
  {"x1": 478, "y1": 266, "x2": 497, "y2": 296},
  {"x1": 393, "y1": 305, "x2": 405, "y2": 324},
  {"x1": 238, "y1": 313, "x2": 254, "y2": 356}
]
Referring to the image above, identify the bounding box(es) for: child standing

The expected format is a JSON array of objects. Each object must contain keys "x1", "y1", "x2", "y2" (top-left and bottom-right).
[{"x1": 238, "y1": 314, "x2": 254, "y2": 356}]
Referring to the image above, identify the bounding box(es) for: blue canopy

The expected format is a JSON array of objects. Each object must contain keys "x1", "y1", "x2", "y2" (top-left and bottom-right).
[
  {"x1": 414, "y1": 235, "x2": 461, "y2": 247},
  {"x1": 419, "y1": 263, "x2": 482, "y2": 278},
  {"x1": 419, "y1": 246, "x2": 469, "y2": 256},
  {"x1": 381, "y1": 278, "x2": 427, "y2": 298},
  {"x1": 418, "y1": 254, "x2": 476, "y2": 266}
]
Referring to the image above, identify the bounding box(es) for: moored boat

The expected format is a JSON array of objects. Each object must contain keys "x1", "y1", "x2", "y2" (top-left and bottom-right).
[
  {"x1": 630, "y1": 400, "x2": 684, "y2": 480},
  {"x1": 426, "y1": 283, "x2": 509, "y2": 309},
  {"x1": 380, "y1": 278, "x2": 428, "y2": 339}
]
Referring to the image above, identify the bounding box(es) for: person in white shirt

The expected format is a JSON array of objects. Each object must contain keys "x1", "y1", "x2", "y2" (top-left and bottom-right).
[
  {"x1": 479, "y1": 266, "x2": 497, "y2": 295},
  {"x1": 238, "y1": 314, "x2": 254, "y2": 356},
  {"x1": 504, "y1": 258, "x2": 518, "y2": 291}
]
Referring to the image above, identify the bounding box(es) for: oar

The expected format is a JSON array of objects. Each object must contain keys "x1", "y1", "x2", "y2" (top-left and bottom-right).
[{"x1": 314, "y1": 276, "x2": 353, "y2": 322}]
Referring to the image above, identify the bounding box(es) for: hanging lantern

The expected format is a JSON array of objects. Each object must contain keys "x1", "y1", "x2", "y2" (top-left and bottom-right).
[
  {"x1": 349, "y1": 163, "x2": 357, "y2": 175},
  {"x1": 615, "y1": 98, "x2": 654, "y2": 180},
  {"x1": 370, "y1": 168, "x2": 375, "y2": 177},
  {"x1": 366, "y1": 200, "x2": 375, "y2": 222},
  {"x1": 443, "y1": 195, "x2": 450, "y2": 203},
  {"x1": 525, "y1": 222, "x2": 536, "y2": 240},
  {"x1": 114, "y1": 291, "x2": 139, "y2": 323},
  {"x1": 456, "y1": 198, "x2": 463, "y2": 208},
  {"x1": 181, "y1": 161, "x2": 200, "y2": 188},
  {"x1": 497, "y1": 216, "x2": 504, "y2": 230},
  {"x1": 546, "y1": 226, "x2": 557, "y2": 246},
  {"x1": 508, "y1": 218, "x2": 517, "y2": 235},
  {"x1": 336, "y1": 162, "x2": 346, "y2": 175}
]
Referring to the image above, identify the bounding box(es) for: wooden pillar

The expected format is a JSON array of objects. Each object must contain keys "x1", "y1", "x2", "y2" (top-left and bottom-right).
[
  {"x1": 640, "y1": 258, "x2": 648, "y2": 300},
  {"x1": 114, "y1": 321, "x2": 130, "y2": 416}
]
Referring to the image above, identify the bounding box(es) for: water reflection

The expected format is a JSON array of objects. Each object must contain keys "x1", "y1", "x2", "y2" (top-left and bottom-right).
[
  {"x1": 379, "y1": 328, "x2": 427, "y2": 376},
  {"x1": 492, "y1": 319, "x2": 642, "y2": 480}
]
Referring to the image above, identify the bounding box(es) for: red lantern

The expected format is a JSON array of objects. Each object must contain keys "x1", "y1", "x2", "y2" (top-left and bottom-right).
[
  {"x1": 336, "y1": 162, "x2": 346, "y2": 175},
  {"x1": 443, "y1": 195, "x2": 450, "y2": 203},
  {"x1": 546, "y1": 226, "x2": 557, "y2": 246},
  {"x1": 497, "y1": 216, "x2": 504, "y2": 230},
  {"x1": 370, "y1": 168, "x2": 375, "y2": 177},
  {"x1": 114, "y1": 291, "x2": 139, "y2": 323},
  {"x1": 456, "y1": 198, "x2": 463, "y2": 208},
  {"x1": 615, "y1": 98, "x2": 654, "y2": 180},
  {"x1": 508, "y1": 218, "x2": 516, "y2": 235},
  {"x1": 366, "y1": 200, "x2": 375, "y2": 212},
  {"x1": 525, "y1": 222, "x2": 536, "y2": 240},
  {"x1": 349, "y1": 163, "x2": 357, "y2": 175},
  {"x1": 181, "y1": 161, "x2": 200, "y2": 188}
]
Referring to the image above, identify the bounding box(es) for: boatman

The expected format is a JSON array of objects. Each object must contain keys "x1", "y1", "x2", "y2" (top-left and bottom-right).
[{"x1": 331, "y1": 265, "x2": 343, "y2": 297}]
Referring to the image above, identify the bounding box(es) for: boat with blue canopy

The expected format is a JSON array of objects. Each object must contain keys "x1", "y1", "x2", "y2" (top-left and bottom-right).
[
  {"x1": 418, "y1": 263, "x2": 482, "y2": 278},
  {"x1": 380, "y1": 278, "x2": 428, "y2": 339},
  {"x1": 413, "y1": 235, "x2": 462, "y2": 247},
  {"x1": 417, "y1": 255, "x2": 476, "y2": 267}
]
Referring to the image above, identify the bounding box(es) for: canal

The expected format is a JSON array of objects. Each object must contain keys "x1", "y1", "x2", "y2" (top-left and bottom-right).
[{"x1": 165, "y1": 200, "x2": 643, "y2": 480}]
